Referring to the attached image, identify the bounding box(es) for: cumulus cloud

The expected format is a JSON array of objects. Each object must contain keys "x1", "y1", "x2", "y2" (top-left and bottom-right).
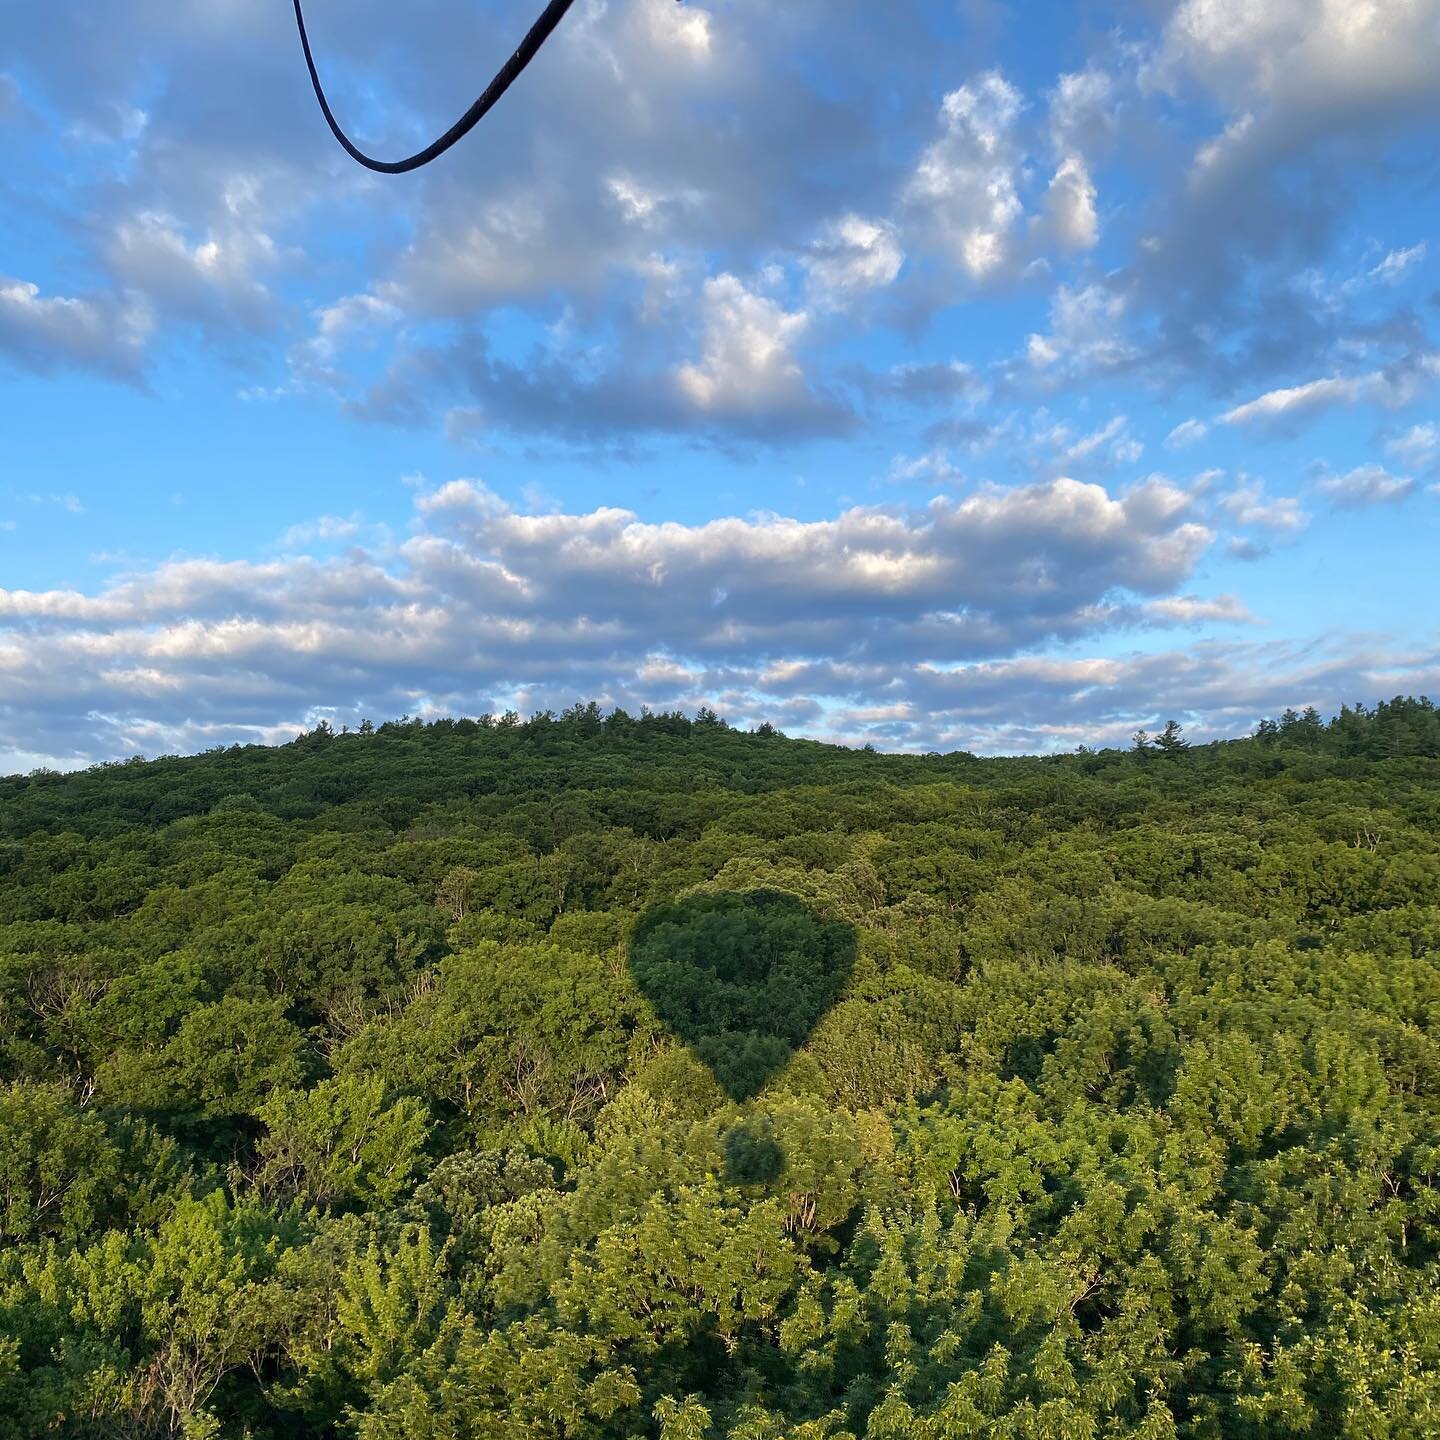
[
  {"x1": 803, "y1": 214, "x2": 904, "y2": 305},
  {"x1": 327, "y1": 269, "x2": 855, "y2": 447},
  {"x1": 1025, "y1": 282, "x2": 1134, "y2": 378},
  {"x1": 416, "y1": 474, "x2": 1213, "y2": 647},
  {"x1": 894, "y1": 638, "x2": 1440, "y2": 754},
  {"x1": 1122, "y1": 0, "x2": 1440, "y2": 391},
  {"x1": 1218, "y1": 477, "x2": 1309, "y2": 535},
  {"x1": 798, "y1": 59, "x2": 1114, "y2": 316},
  {"x1": 5, "y1": 0, "x2": 1437, "y2": 450},
  {"x1": 1220, "y1": 354, "x2": 1440, "y2": 428},
  {"x1": 1039, "y1": 154, "x2": 1099, "y2": 251},
  {"x1": 0, "y1": 277, "x2": 151, "y2": 380},
  {"x1": 104, "y1": 193, "x2": 280, "y2": 338},
  {"x1": 1314, "y1": 464, "x2": 1415, "y2": 509},
  {"x1": 1154, "y1": 0, "x2": 1440, "y2": 117},
  {"x1": 0, "y1": 475, "x2": 1233, "y2": 766},
  {"x1": 904, "y1": 71, "x2": 1025, "y2": 281},
  {"x1": 1386, "y1": 422, "x2": 1438, "y2": 472},
  {"x1": 1221, "y1": 375, "x2": 1362, "y2": 426},
  {"x1": 1047, "y1": 67, "x2": 1116, "y2": 156},
  {"x1": 676, "y1": 274, "x2": 821, "y2": 421}
]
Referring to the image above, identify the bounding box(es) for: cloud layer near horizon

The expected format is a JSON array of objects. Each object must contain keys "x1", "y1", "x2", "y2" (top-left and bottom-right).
[{"x1": 3, "y1": 479, "x2": 1434, "y2": 770}]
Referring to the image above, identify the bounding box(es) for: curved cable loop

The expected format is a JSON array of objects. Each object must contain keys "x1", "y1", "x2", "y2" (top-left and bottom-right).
[{"x1": 293, "y1": 0, "x2": 579, "y2": 174}]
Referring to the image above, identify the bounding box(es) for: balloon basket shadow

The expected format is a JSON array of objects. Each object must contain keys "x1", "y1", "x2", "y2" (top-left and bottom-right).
[{"x1": 721, "y1": 1111, "x2": 786, "y2": 1185}]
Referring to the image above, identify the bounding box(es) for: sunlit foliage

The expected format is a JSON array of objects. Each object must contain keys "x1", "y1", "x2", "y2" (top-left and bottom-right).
[{"x1": 0, "y1": 697, "x2": 1437, "y2": 1436}]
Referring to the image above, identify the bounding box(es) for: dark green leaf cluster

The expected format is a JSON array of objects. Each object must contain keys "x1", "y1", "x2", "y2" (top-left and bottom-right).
[
  {"x1": 629, "y1": 891, "x2": 855, "y2": 1099},
  {"x1": 0, "y1": 699, "x2": 1437, "y2": 1438}
]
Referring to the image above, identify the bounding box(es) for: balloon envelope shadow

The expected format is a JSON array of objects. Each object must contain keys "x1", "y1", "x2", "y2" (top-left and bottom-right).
[{"x1": 629, "y1": 889, "x2": 857, "y2": 1101}]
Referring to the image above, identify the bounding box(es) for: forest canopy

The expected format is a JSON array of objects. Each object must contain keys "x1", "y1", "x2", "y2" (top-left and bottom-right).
[
  {"x1": 0, "y1": 694, "x2": 1437, "y2": 1438},
  {"x1": 628, "y1": 890, "x2": 856, "y2": 1100}
]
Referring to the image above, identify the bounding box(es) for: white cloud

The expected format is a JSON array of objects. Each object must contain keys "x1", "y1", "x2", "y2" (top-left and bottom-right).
[
  {"x1": 316, "y1": 294, "x2": 401, "y2": 340},
  {"x1": 604, "y1": 172, "x2": 705, "y2": 231},
  {"x1": 1166, "y1": 418, "x2": 1209, "y2": 449},
  {"x1": 1221, "y1": 356, "x2": 1440, "y2": 427},
  {"x1": 1025, "y1": 283, "x2": 1134, "y2": 377},
  {"x1": 277, "y1": 514, "x2": 366, "y2": 550},
  {"x1": 1048, "y1": 68, "x2": 1115, "y2": 155},
  {"x1": 1033, "y1": 414, "x2": 1142, "y2": 472},
  {"x1": 675, "y1": 273, "x2": 814, "y2": 419},
  {"x1": 1219, "y1": 477, "x2": 1309, "y2": 533},
  {"x1": 0, "y1": 277, "x2": 151, "y2": 380},
  {"x1": 1314, "y1": 464, "x2": 1415, "y2": 509},
  {"x1": 1123, "y1": 0, "x2": 1440, "y2": 395},
  {"x1": 896, "y1": 638, "x2": 1440, "y2": 755},
  {"x1": 905, "y1": 71, "x2": 1025, "y2": 280},
  {"x1": 1386, "y1": 422, "x2": 1439, "y2": 471},
  {"x1": 885, "y1": 450, "x2": 966, "y2": 487},
  {"x1": 1064, "y1": 415, "x2": 1126, "y2": 463},
  {"x1": 1041, "y1": 155, "x2": 1099, "y2": 250},
  {"x1": 287, "y1": 292, "x2": 404, "y2": 392},
  {"x1": 803, "y1": 214, "x2": 904, "y2": 305},
  {"x1": 380, "y1": 188, "x2": 584, "y2": 315},
  {"x1": 0, "y1": 475, "x2": 1227, "y2": 765},
  {"x1": 1368, "y1": 243, "x2": 1427, "y2": 285},
  {"x1": 1156, "y1": 0, "x2": 1440, "y2": 118},
  {"x1": 105, "y1": 207, "x2": 278, "y2": 335},
  {"x1": 635, "y1": 0, "x2": 713, "y2": 60},
  {"x1": 1142, "y1": 593, "x2": 1255, "y2": 625},
  {"x1": 1221, "y1": 375, "x2": 1360, "y2": 425}
]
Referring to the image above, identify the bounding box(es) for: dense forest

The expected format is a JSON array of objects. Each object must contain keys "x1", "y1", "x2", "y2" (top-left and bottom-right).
[{"x1": 1, "y1": 695, "x2": 1438, "y2": 1438}]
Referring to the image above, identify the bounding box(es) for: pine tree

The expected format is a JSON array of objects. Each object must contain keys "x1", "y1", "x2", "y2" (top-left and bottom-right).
[{"x1": 1154, "y1": 719, "x2": 1189, "y2": 756}]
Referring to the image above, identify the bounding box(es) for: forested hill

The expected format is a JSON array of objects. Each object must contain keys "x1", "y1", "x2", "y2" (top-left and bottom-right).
[
  {"x1": 4, "y1": 692, "x2": 1439, "y2": 839},
  {"x1": 1, "y1": 697, "x2": 1438, "y2": 1438}
]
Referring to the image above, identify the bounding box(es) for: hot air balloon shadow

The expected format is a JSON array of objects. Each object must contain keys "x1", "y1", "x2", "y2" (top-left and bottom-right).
[{"x1": 628, "y1": 889, "x2": 857, "y2": 1105}]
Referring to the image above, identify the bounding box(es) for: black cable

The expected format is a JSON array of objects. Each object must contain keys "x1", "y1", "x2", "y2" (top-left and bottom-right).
[{"x1": 293, "y1": 0, "x2": 580, "y2": 174}]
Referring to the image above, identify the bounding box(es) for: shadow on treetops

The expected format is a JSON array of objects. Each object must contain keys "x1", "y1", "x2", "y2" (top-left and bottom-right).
[{"x1": 628, "y1": 889, "x2": 856, "y2": 1101}]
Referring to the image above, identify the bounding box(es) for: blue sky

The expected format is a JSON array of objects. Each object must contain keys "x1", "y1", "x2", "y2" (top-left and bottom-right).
[{"x1": 2, "y1": 0, "x2": 1438, "y2": 768}]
